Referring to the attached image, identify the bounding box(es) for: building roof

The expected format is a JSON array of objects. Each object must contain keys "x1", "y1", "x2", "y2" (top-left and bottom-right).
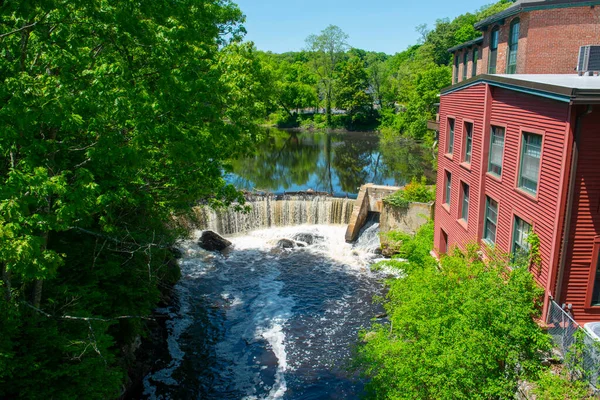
[
  {"x1": 447, "y1": 37, "x2": 483, "y2": 53},
  {"x1": 474, "y1": 0, "x2": 600, "y2": 30},
  {"x1": 441, "y1": 74, "x2": 600, "y2": 104}
]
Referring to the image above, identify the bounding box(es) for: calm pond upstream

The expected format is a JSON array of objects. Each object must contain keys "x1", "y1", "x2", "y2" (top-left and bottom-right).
[
  {"x1": 141, "y1": 130, "x2": 433, "y2": 399},
  {"x1": 227, "y1": 128, "x2": 435, "y2": 195}
]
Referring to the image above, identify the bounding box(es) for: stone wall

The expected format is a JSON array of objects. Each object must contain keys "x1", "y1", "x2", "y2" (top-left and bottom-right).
[
  {"x1": 379, "y1": 201, "x2": 434, "y2": 235},
  {"x1": 345, "y1": 184, "x2": 403, "y2": 242}
]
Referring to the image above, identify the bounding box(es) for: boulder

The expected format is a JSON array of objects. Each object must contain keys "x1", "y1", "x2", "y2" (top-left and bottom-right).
[
  {"x1": 276, "y1": 239, "x2": 296, "y2": 249},
  {"x1": 198, "y1": 230, "x2": 232, "y2": 251},
  {"x1": 292, "y1": 232, "x2": 323, "y2": 245}
]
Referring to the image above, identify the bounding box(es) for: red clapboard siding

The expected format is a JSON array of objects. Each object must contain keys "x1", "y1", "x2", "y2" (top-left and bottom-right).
[
  {"x1": 485, "y1": 87, "x2": 570, "y2": 289},
  {"x1": 434, "y1": 84, "x2": 487, "y2": 255},
  {"x1": 561, "y1": 112, "x2": 600, "y2": 323},
  {"x1": 434, "y1": 84, "x2": 570, "y2": 296}
]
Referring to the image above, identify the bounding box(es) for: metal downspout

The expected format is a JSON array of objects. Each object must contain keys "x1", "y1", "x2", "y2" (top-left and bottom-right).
[{"x1": 554, "y1": 105, "x2": 594, "y2": 308}]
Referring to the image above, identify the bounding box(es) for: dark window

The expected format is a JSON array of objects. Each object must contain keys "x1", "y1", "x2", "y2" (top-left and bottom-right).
[
  {"x1": 472, "y1": 47, "x2": 479, "y2": 77},
  {"x1": 448, "y1": 118, "x2": 455, "y2": 154},
  {"x1": 440, "y1": 230, "x2": 449, "y2": 254},
  {"x1": 512, "y1": 216, "x2": 531, "y2": 264},
  {"x1": 591, "y1": 243, "x2": 600, "y2": 306},
  {"x1": 464, "y1": 122, "x2": 473, "y2": 164},
  {"x1": 507, "y1": 18, "x2": 520, "y2": 74},
  {"x1": 488, "y1": 126, "x2": 505, "y2": 176},
  {"x1": 488, "y1": 27, "x2": 499, "y2": 74},
  {"x1": 454, "y1": 54, "x2": 459, "y2": 84},
  {"x1": 462, "y1": 51, "x2": 468, "y2": 81},
  {"x1": 518, "y1": 132, "x2": 542, "y2": 195},
  {"x1": 445, "y1": 171, "x2": 452, "y2": 206},
  {"x1": 461, "y1": 183, "x2": 470, "y2": 222},
  {"x1": 484, "y1": 196, "x2": 498, "y2": 244}
]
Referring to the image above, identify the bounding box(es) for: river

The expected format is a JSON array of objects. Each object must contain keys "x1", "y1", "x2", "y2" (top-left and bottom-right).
[
  {"x1": 141, "y1": 130, "x2": 430, "y2": 399},
  {"x1": 227, "y1": 128, "x2": 435, "y2": 196}
]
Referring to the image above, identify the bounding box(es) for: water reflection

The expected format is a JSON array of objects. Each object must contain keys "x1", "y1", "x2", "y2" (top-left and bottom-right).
[{"x1": 228, "y1": 128, "x2": 434, "y2": 195}]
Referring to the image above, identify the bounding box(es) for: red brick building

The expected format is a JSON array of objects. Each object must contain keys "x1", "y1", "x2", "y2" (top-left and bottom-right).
[
  {"x1": 450, "y1": 0, "x2": 600, "y2": 84},
  {"x1": 434, "y1": 0, "x2": 600, "y2": 324}
]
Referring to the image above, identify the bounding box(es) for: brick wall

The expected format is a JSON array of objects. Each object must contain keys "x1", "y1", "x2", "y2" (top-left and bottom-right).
[
  {"x1": 524, "y1": 7, "x2": 600, "y2": 74},
  {"x1": 455, "y1": 5, "x2": 600, "y2": 78}
]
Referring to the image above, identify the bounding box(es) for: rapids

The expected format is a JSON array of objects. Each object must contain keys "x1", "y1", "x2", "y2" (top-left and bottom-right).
[{"x1": 142, "y1": 223, "x2": 388, "y2": 399}]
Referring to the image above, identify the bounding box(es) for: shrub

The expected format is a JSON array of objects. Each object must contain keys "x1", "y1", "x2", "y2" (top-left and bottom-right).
[
  {"x1": 382, "y1": 177, "x2": 434, "y2": 209},
  {"x1": 358, "y1": 223, "x2": 551, "y2": 399},
  {"x1": 532, "y1": 370, "x2": 591, "y2": 400}
]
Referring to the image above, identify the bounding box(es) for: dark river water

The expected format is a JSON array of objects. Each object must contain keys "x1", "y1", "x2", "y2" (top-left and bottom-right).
[
  {"x1": 141, "y1": 131, "x2": 428, "y2": 399},
  {"x1": 227, "y1": 129, "x2": 435, "y2": 196},
  {"x1": 142, "y1": 224, "x2": 400, "y2": 399}
]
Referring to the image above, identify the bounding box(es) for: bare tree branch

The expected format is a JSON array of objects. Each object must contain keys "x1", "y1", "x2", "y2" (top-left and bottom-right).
[{"x1": 24, "y1": 302, "x2": 155, "y2": 322}]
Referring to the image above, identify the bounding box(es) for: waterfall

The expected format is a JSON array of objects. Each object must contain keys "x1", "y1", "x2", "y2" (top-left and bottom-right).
[
  {"x1": 194, "y1": 195, "x2": 355, "y2": 235},
  {"x1": 353, "y1": 214, "x2": 381, "y2": 254}
]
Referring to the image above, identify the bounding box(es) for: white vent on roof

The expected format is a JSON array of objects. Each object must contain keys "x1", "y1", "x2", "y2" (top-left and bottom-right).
[{"x1": 578, "y1": 45, "x2": 600, "y2": 76}]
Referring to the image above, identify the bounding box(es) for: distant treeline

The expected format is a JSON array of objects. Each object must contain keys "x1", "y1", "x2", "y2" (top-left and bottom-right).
[{"x1": 257, "y1": 0, "x2": 511, "y2": 138}]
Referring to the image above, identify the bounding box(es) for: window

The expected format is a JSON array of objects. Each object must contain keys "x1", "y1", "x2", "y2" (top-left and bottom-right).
[
  {"x1": 506, "y1": 18, "x2": 520, "y2": 74},
  {"x1": 463, "y1": 122, "x2": 473, "y2": 164},
  {"x1": 447, "y1": 118, "x2": 455, "y2": 154},
  {"x1": 472, "y1": 47, "x2": 479, "y2": 77},
  {"x1": 462, "y1": 51, "x2": 468, "y2": 81},
  {"x1": 589, "y1": 239, "x2": 600, "y2": 306},
  {"x1": 461, "y1": 183, "x2": 470, "y2": 222},
  {"x1": 454, "y1": 54, "x2": 459, "y2": 84},
  {"x1": 445, "y1": 171, "x2": 452, "y2": 206},
  {"x1": 518, "y1": 132, "x2": 542, "y2": 195},
  {"x1": 488, "y1": 126, "x2": 505, "y2": 176},
  {"x1": 440, "y1": 229, "x2": 449, "y2": 254},
  {"x1": 488, "y1": 27, "x2": 499, "y2": 74},
  {"x1": 512, "y1": 216, "x2": 531, "y2": 263},
  {"x1": 484, "y1": 196, "x2": 498, "y2": 244}
]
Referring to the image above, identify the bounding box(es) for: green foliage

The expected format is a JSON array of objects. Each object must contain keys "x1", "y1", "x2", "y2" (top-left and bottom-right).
[
  {"x1": 527, "y1": 229, "x2": 542, "y2": 269},
  {"x1": 533, "y1": 368, "x2": 591, "y2": 399},
  {"x1": 359, "y1": 223, "x2": 551, "y2": 399},
  {"x1": 0, "y1": 0, "x2": 269, "y2": 397},
  {"x1": 379, "y1": 220, "x2": 436, "y2": 266},
  {"x1": 380, "y1": 0, "x2": 510, "y2": 139},
  {"x1": 382, "y1": 177, "x2": 434, "y2": 208},
  {"x1": 336, "y1": 56, "x2": 373, "y2": 126}
]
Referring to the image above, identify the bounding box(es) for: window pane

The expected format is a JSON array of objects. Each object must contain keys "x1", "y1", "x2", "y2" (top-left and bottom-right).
[
  {"x1": 464, "y1": 122, "x2": 473, "y2": 164},
  {"x1": 472, "y1": 48, "x2": 478, "y2": 77},
  {"x1": 484, "y1": 197, "x2": 498, "y2": 244},
  {"x1": 454, "y1": 54, "x2": 459, "y2": 83},
  {"x1": 488, "y1": 29, "x2": 499, "y2": 74},
  {"x1": 461, "y1": 184, "x2": 469, "y2": 222},
  {"x1": 512, "y1": 216, "x2": 531, "y2": 263},
  {"x1": 592, "y1": 251, "x2": 600, "y2": 306},
  {"x1": 488, "y1": 126, "x2": 505, "y2": 176},
  {"x1": 463, "y1": 52, "x2": 468, "y2": 80},
  {"x1": 445, "y1": 172, "x2": 452, "y2": 205},
  {"x1": 448, "y1": 119, "x2": 455, "y2": 154},
  {"x1": 507, "y1": 20, "x2": 520, "y2": 74},
  {"x1": 519, "y1": 133, "x2": 542, "y2": 194}
]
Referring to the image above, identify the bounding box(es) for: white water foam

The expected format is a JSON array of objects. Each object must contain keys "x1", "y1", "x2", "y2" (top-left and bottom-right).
[{"x1": 143, "y1": 224, "x2": 386, "y2": 399}]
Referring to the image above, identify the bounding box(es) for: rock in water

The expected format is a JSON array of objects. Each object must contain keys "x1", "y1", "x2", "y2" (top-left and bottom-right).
[
  {"x1": 276, "y1": 239, "x2": 296, "y2": 249},
  {"x1": 198, "y1": 231, "x2": 232, "y2": 251},
  {"x1": 293, "y1": 232, "x2": 324, "y2": 245}
]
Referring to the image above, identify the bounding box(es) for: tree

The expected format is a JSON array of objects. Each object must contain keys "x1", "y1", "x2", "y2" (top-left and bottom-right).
[
  {"x1": 305, "y1": 25, "x2": 349, "y2": 125},
  {"x1": 336, "y1": 56, "x2": 372, "y2": 124},
  {"x1": 356, "y1": 225, "x2": 550, "y2": 399},
  {"x1": 0, "y1": 0, "x2": 269, "y2": 397}
]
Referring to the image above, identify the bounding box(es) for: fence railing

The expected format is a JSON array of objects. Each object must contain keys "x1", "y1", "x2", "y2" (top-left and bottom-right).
[{"x1": 547, "y1": 299, "x2": 600, "y2": 389}]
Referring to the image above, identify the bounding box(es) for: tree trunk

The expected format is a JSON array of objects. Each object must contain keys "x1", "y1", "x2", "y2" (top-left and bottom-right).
[
  {"x1": 33, "y1": 279, "x2": 43, "y2": 308},
  {"x1": 326, "y1": 93, "x2": 332, "y2": 126},
  {"x1": 1, "y1": 263, "x2": 11, "y2": 302}
]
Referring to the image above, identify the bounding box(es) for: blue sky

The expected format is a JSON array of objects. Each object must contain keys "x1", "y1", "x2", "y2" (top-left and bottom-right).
[{"x1": 234, "y1": 0, "x2": 492, "y2": 55}]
